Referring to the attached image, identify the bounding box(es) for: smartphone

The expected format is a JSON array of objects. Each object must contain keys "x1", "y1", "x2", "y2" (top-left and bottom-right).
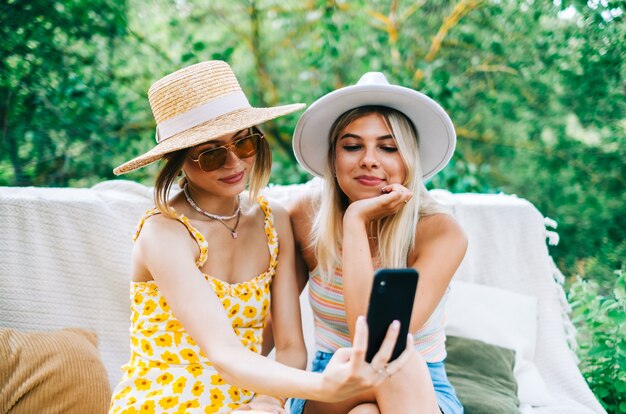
[{"x1": 365, "y1": 268, "x2": 418, "y2": 363}]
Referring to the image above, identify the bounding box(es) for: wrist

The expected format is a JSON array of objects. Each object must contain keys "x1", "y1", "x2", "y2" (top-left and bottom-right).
[
  {"x1": 310, "y1": 372, "x2": 331, "y2": 402},
  {"x1": 252, "y1": 393, "x2": 286, "y2": 407},
  {"x1": 317, "y1": 371, "x2": 346, "y2": 403},
  {"x1": 343, "y1": 210, "x2": 367, "y2": 232}
]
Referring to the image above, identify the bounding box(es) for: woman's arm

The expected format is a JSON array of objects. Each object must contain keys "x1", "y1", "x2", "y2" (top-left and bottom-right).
[
  {"x1": 268, "y1": 204, "x2": 307, "y2": 370},
  {"x1": 286, "y1": 191, "x2": 316, "y2": 293},
  {"x1": 341, "y1": 184, "x2": 411, "y2": 338},
  {"x1": 341, "y1": 210, "x2": 375, "y2": 339},
  {"x1": 135, "y1": 214, "x2": 410, "y2": 402},
  {"x1": 261, "y1": 193, "x2": 314, "y2": 356},
  {"x1": 406, "y1": 213, "x2": 467, "y2": 331}
]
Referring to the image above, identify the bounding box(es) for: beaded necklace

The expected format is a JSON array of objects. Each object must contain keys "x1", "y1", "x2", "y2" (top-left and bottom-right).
[{"x1": 182, "y1": 183, "x2": 241, "y2": 239}]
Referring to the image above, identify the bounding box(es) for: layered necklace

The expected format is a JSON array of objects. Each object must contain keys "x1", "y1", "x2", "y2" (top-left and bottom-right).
[{"x1": 182, "y1": 183, "x2": 241, "y2": 239}]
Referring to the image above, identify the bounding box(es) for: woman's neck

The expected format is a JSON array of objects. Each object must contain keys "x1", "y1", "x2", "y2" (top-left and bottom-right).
[{"x1": 183, "y1": 183, "x2": 241, "y2": 218}]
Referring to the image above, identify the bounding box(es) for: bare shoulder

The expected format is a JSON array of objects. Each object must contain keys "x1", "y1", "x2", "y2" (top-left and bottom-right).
[
  {"x1": 134, "y1": 213, "x2": 195, "y2": 256},
  {"x1": 286, "y1": 187, "x2": 320, "y2": 224},
  {"x1": 414, "y1": 213, "x2": 468, "y2": 256},
  {"x1": 131, "y1": 212, "x2": 198, "y2": 281},
  {"x1": 286, "y1": 188, "x2": 320, "y2": 246}
]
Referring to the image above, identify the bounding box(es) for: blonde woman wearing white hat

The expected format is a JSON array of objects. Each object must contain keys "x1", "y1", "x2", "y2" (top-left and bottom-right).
[
  {"x1": 288, "y1": 73, "x2": 467, "y2": 414},
  {"x1": 108, "y1": 62, "x2": 414, "y2": 414}
]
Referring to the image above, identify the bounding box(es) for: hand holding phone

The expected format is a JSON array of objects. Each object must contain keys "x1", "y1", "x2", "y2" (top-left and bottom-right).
[{"x1": 365, "y1": 268, "x2": 418, "y2": 363}]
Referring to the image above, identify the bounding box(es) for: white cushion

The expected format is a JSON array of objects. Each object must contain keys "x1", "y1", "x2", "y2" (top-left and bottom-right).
[{"x1": 445, "y1": 280, "x2": 552, "y2": 407}]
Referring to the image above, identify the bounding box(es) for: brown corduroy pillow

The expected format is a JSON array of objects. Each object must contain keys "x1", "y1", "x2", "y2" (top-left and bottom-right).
[{"x1": 0, "y1": 328, "x2": 111, "y2": 414}]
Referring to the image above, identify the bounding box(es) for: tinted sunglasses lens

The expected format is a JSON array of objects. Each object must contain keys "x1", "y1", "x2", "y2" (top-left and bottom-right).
[
  {"x1": 233, "y1": 135, "x2": 259, "y2": 159},
  {"x1": 198, "y1": 148, "x2": 227, "y2": 171}
]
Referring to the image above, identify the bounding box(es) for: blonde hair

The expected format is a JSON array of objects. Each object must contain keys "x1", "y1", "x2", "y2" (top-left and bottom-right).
[
  {"x1": 154, "y1": 127, "x2": 272, "y2": 216},
  {"x1": 313, "y1": 106, "x2": 448, "y2": 283}
]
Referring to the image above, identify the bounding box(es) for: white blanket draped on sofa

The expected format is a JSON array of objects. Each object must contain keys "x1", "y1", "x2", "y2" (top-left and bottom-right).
[{"x1": 0, "y1": 179, "x2": 604, "y2": 413}]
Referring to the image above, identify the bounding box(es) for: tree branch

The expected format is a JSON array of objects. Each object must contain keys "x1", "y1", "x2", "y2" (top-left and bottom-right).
[{"x1": 425, "y1": 0, "x2": 485, "y2": 62}]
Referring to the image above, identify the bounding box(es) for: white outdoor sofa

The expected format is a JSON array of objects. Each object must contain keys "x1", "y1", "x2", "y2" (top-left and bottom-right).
[{"x1": 0, "y1": 179, "x2": 605, "y2": 413}]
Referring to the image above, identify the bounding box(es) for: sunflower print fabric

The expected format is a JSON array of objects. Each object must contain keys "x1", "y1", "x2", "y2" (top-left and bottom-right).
[{"x1": 109, "y1": 196, "x2": 278, "y2": 414}]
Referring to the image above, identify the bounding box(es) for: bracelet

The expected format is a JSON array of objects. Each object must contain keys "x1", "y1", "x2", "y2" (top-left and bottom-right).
[{"x1": 253, "y1": 394, "x2": 286, "y2": 407}]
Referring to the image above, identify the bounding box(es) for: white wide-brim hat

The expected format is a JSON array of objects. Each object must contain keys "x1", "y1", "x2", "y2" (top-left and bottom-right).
[
  {"x1": 292, "y1": 72, "x2": 456, "y2": 179},
  {"x1": 114, "y1": 61, "x2": 305, "y2": 175}
]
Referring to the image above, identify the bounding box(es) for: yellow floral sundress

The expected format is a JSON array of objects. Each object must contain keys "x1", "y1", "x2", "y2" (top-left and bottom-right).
[{"x1": 109, "y1": 196, "x2": 278, "y2": 414}]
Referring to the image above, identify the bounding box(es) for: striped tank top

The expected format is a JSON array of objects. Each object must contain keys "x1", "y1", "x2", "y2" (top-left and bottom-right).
[{"x1": 308, "y1": 267, "x2": 448, "y2": 362}]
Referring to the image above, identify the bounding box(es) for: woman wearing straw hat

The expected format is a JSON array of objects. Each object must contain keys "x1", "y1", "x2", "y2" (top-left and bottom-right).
[
  {"x1": 288, "y1": 72, "x2": 467, "y2": 414},
  {"x1": 108, "y1": 61, "x2": 414, "y2": 414}
]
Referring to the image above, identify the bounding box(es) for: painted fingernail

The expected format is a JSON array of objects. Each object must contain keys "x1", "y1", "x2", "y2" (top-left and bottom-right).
[{"x1": 392, "y1": 320, "x2": 400, "y2": 329}]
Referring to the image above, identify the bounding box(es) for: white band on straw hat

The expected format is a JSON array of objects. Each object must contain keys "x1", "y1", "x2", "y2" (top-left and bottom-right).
[
  {"x1": 292, "y1": 72, "x2": 456, "y2": 179},
  {"x1": 114, "y1": 61, "x2": 305, "y2": 175},
  {"x1": 156, "y1": 91, "x2": 250, "y2": 143}
]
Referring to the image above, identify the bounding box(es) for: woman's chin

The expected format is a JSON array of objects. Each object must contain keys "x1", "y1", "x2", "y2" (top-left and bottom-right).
[{"x1": 346, "y1": 189, "x2": 383, "y2": 202}]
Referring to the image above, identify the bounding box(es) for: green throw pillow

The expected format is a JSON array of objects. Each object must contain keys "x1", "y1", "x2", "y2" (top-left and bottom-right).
[{"x1": 445, "y1": 335, "x2": 520, "y2": 414}]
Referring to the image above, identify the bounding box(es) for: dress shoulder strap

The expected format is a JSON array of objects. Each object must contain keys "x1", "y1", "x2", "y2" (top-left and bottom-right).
[
  {"x1": 257, "y1": 196, "x2": 279, "y2": 269},
  {"x1": 132, "y1": 207, "x2": 209, "y2": 268},
  {"x1": 132, "y1": 208, "x2": 160, "y2": 242}
]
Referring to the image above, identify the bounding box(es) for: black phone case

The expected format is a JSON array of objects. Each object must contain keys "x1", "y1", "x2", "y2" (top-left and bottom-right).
[{"x1": 365, "y1": 268, "x2": 419, "y2": 363}]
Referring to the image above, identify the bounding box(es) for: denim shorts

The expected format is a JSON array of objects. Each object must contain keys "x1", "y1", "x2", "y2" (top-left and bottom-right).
[{"x1": 289, "y1": 351, "x2": 463, "y2": 414}]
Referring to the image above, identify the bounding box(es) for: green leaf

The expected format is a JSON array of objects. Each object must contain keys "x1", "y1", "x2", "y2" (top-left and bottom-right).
[
  {"x1": 192, "y1": 41, "x2": 205, "y2": 51},
  {"x1": 181, "y1": 52, "x2": 196, "y2": 62},
  {"x1": 608, "y1": 308, "x2": 626, "y2": 324}
]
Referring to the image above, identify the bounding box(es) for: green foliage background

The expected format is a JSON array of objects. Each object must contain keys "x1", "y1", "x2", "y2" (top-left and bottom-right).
[
  {"x1": 1, "y1": 0, "x2": 624, "y2": 410},
  {"x1": 569, "y1": 269, "x2": 626, "y2": 413}
]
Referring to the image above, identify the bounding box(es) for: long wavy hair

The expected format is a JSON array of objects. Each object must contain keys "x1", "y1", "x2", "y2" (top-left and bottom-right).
[
  {"x1": 154, "y1": 126, "x2": 272, "y2": 216},
  {"x1": 312, "y1": 106, "x2": 448, "y2": 283}
]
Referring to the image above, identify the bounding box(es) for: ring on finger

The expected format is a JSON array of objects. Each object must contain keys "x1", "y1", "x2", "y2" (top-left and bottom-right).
[{"x1": 372, "y1": 364, "x2": 385, "y2": 375}]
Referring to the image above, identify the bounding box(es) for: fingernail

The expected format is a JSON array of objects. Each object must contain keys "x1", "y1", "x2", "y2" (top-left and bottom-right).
[{"x1": 392, "y1": 320, "x2": 400, "y2": 329}]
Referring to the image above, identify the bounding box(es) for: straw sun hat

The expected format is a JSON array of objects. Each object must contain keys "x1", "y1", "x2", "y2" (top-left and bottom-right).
[
  {"x1": 114, "y1": 61, "x2": 305, "y2": 175},
  {"x1": 292, "y1": 72, "x2": 456, "y2": 179}
]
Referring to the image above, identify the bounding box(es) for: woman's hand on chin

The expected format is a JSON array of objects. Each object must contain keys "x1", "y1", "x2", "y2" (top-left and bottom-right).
[{"x1": 345, "y1": 183, "x2": 413, "y2": 223}]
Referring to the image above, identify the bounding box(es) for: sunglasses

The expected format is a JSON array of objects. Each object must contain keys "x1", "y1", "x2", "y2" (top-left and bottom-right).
[{"x1": 190, "y1": 132, "x2": 263, "y2": 172}]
